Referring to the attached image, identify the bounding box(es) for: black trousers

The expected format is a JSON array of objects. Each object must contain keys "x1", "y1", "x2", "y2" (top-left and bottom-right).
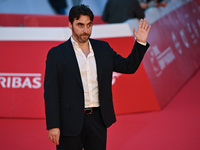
[{"x1": 57, "y1": 109, "x2": 107, "y2": 150}]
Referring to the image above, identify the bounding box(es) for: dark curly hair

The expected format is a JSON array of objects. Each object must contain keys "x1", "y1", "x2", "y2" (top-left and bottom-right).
[{"x1": 69, "y1": 4, "x2": 94, "y2": 24}]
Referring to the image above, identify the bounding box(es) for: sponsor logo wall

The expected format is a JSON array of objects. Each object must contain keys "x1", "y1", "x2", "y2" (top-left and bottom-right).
[{"x1": 143, "y1": 1, "x2": 200, "y2": 107}]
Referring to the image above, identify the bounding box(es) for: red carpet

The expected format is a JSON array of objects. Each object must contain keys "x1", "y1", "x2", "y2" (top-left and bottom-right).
[{"x1": 0, "y1": 69, "x2": 200, "y2": 150}]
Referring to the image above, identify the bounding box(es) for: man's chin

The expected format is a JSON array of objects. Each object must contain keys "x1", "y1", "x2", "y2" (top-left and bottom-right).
[{"x1": 79, "y1": 37, "x2": 89, "y2": 43}]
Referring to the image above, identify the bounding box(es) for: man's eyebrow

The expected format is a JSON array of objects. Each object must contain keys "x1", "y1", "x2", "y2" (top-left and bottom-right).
[
  {"x1": 76, "y1": 22, "x2": 93, "y2": 25},
  {"x1": 87, "y1": 22, "x2": 93, "y2": 25},
  {"x1": 77, "y1": 22, "x2": 84, "y2": 25}
]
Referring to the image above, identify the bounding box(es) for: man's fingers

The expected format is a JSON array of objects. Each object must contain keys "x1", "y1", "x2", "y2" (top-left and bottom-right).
[
  {"x1": 133, "y1": 27, "x2": 138, "y2": 39},
  {"x1": 48, "y1": 134, "x2": 54, "y2": 142},
  {"x1": 55, "y1": 134, "x2": 60, "y2": 145},
  {"x1": 139, "y1": 19, "x2": 143, "y2": 28},
  {"x1": 147, "y1": 25, "x2": 151, "y2": 34},
  {"x1": 141, "y1": 18, "x2": 146, "y2": 29},
  {"x1": 133, "y1": 27, "x2": 136, "y2": 35},
  {"x1": 139, "y1": 18, "x2": 150, "y2": 30},
  {"x1": 56, "y1": 136, "x2": 60, "y2": 145},
  {"x1": 49, "y1": 134, "x2": 59, "y2": 145},
  {"x1": 145, "y1": 20, "x2": 149, "y2": 30}
]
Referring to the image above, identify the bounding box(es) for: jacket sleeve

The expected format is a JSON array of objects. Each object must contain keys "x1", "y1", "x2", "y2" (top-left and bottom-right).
[
  {"x1": 112, "y1": 41, "x2": 149, "y2": 74},
  {"x1": 44, "y1": 48, "x2": 60, "y2": 130}
]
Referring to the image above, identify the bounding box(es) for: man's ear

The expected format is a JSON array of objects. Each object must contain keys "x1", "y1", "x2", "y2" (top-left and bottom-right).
[{"x1": 69, "y1": 22, "x2": 72, "y2": 29}]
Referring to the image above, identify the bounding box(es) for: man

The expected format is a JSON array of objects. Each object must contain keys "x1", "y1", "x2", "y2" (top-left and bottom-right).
[{"x1": 44, "y1": 4, "x2": 151, "y2": 150}]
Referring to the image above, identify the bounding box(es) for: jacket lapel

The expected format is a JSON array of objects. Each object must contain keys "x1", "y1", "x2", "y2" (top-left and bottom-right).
[
  {"x1": 90, "y1": 39, "x2": 104, "y2": 86},
  {"x1": 61, "y1": 39, "x2": 104, "y2": 89},
  {"x1": 61, "y1": 39, "x2": 83, "y2": 89}
]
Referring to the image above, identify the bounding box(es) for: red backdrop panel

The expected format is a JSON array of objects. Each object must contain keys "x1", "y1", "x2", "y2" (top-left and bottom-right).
[
  {"x1": 0, "y1": 41, "x2": 63, "y2": 118},
  {"x1": 143, "y1": 1, "x2": 200, "y2": 107}
]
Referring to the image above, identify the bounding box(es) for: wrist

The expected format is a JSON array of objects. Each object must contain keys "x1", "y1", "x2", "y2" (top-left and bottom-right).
[{"x1": 137, "y1": 40, "x2": 147, "y2": 46}]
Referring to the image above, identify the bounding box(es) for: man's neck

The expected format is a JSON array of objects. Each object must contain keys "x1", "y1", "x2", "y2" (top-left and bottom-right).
[
  {"x1": 72, "y1": 35, "x2": 89, "y2": 46},
  {"x1": 71, "y1": 36, "x2": 90, "y2": 57}
]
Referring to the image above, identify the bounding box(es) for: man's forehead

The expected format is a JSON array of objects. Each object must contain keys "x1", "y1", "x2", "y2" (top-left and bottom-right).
[{"x1": 74, "y1": 15, "x2": 92, "y2": 23}]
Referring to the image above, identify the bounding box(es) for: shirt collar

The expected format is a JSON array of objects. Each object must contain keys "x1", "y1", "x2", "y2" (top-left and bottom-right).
[{"x1": 70, "y1": 36, "x2": 93, "y2": 53}]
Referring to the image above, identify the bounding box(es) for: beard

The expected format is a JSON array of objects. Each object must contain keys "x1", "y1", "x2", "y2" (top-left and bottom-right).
[{"x1": 72, "y1": 27, "x2": 91, "y2": 43}]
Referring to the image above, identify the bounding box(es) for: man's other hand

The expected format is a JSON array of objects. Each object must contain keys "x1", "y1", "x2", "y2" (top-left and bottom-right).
[{"x1": 48, "y1": 128, "x2": 60, "y2": 145}]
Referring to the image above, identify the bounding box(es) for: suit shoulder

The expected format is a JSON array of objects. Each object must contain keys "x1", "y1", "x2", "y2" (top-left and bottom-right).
[
  {"x1": 48, "y1": 40, "x2": 70, "y2": 55},
  {"x1": 46, "y1": 41, "x2": 70, "y2": 61},
  {"x1": 50, "y1": 41, "x2": 69, "y2": 52},
  {"x1": 89, "y1": 38, "x2": 110, "y2": 47}
]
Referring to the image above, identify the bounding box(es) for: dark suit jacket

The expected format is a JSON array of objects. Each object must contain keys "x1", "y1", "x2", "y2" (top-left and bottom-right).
[{"x1": 44, "y1": 38, "x2": 149, "y2": 136}]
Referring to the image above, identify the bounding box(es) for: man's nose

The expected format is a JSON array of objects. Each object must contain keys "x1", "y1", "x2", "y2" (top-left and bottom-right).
[{"x1": 83, "y1": 26, "x2": 88, "y2": 33}]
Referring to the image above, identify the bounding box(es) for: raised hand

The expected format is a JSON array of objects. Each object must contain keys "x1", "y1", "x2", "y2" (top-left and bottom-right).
[{"x1": 133, "y1": 18, "x2": 151, "y2": 43}]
